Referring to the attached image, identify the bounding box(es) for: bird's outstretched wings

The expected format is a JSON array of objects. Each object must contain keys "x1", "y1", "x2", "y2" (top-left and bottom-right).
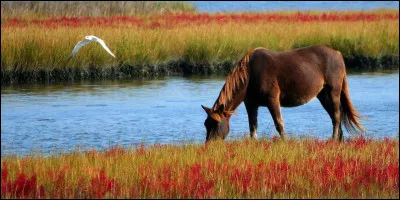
[
  {"x1": 70, "y1": 39, "x2": 91, "y2": 58},
  {"x1": 68, "y1": 36, "x2": 116, "y2": 60},
  {"x1": 96, "y1": 39, "x2": 116, "y2": 58}
]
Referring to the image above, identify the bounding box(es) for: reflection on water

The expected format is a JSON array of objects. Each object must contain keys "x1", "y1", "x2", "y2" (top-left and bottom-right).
[
  {"x1": 1, "y1": 72, "x2": 399, "y2": 156},
  {"x1": 1, "y1": 78, "x2": 169, "y2": 95}
]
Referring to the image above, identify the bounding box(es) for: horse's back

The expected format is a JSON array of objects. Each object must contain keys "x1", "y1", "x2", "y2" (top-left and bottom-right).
[
  {"x1": 247, "y1": 45, "x2": 344, "y2": 107},
  {"x1": 249, "y1": 45, "x2": 344, "y2": 80}
]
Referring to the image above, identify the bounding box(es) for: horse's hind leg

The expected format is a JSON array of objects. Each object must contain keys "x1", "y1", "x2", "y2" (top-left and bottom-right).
[
  {"x1": 317, "y1": 87, "x2": 343, "y2": 141},
  {"x1": 267, "y1": 98, "x2": 287, "y2": 141},
  {"x1": 245, "y1": 101, "x2": 259, "y2": 139}
]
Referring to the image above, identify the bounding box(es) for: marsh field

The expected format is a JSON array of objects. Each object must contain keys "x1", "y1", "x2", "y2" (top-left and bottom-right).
[
  {"x1": 1, "y1": 2, "x2": 399, "y2": 83},
  {"x1": 1, "y1": 1, "x2": 399, "y2": 199}
]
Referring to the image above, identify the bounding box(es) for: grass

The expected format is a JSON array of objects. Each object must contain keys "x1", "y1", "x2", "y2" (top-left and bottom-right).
[
  {"x1": 1, "y1": 136, "x2": 398, "y2": 198},
  {"x1": 1, "y1": 10, "x2": 399, "y2": 84},
  {"x1": 0, "y1": 1, "x2": 196, "y2": 19}
]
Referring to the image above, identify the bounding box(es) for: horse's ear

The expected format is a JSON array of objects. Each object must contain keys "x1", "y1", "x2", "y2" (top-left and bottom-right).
[{"x1": 201, "y1": 105, "x2": 212, "y2": 114}]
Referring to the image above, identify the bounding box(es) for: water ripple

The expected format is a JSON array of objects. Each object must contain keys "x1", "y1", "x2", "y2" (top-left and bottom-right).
[{"x1": 1, "y1": 73, "x2": 399, "y2": 156}]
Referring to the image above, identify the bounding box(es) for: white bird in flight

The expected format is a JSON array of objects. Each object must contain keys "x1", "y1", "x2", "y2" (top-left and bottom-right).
[{"x1": 68, "y1": 35, "x2": 116, "y2": 60}]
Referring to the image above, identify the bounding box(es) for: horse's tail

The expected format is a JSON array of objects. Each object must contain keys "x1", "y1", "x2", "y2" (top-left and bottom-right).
[{"x1": 340, "y1": 75, "x2": 366, "y2": 134}]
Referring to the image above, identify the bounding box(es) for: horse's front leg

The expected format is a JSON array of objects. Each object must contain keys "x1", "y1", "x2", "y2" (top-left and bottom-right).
[{"x1": 245, "y1": 101, "x2": 259, "y2": 139}]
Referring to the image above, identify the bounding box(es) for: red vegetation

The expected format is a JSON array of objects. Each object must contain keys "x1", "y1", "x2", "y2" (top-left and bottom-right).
[
  {"x1": 2, "y1": 12, "x2": 399, "y2": 29},
  {"x1": 1, "y1": 137, "x2": 398, "y2": 198},
  {"x1": 1, "y1": 162, "x2": 45, "y2": 198},
  {"x1": 88, "y1": 169, "x2": 120, "y2": 198}
]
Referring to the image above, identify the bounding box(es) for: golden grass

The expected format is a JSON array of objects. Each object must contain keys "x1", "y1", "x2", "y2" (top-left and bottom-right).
[
  {"x1": 1, "y1": 20, "x2": 398, "y2": 71},
  {"x1": 1, "y1": 137, "x2": 399, "y2": 198}
]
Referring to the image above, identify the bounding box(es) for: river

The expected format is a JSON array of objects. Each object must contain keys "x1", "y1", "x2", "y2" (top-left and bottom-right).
[
  {"x1": 1, "y1": 71, "x2": 399, "y2": 156},
  {"x1": 191, "y1": 1, "x2": 399, "y2": 12}
]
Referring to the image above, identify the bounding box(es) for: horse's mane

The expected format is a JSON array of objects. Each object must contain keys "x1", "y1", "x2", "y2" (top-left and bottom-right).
[{"x1": 212, "y1": 48, "x2": 260, "y2": 111}]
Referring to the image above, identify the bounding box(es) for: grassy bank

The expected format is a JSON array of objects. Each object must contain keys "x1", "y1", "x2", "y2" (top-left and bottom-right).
[
  {"x1": 1, "y1": 10, "x2": 399, "y2": 84},
  {"x1": 1, "y1": 137, "x2": 398, "y2": 198}
]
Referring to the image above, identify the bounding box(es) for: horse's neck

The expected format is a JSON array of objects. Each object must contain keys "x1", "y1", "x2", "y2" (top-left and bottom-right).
[
  {"x1": 211, "y1": 54, "x2": 250, "y2": 112},
  {"x1": 212, "y1": 82, "x2": 247, "y2": 112}
]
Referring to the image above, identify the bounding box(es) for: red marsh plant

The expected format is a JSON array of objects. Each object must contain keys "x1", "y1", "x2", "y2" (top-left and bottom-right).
[
  {"x1": 2, "y1": 10, "x2": 398, "y2": 29},
  {"x1": 1, "y1": 137, "x2": 399, "y2": 198}
]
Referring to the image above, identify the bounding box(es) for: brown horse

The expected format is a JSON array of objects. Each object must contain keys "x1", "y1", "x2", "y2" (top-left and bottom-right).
[{"x1": 202, "y1": 45, "x2": 365, "y2": 143}]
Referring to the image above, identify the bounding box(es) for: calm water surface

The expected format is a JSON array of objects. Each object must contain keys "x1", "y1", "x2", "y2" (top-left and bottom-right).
[
  {"x1": 1, "y1": 72, "x2": 399, "y2": 155},
  {"x1": 192, "y1": 1, "x2": 399, "y2": 12}
]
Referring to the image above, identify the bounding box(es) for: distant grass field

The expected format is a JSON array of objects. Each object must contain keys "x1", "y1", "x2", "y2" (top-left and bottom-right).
[
  {"x1": 0, "y1": 1, "x2": 196, "y2": 19},
  {"x1": 1, "y1": 8, "x2": 398, "y2": 83},
  {"x1": 1, "y1": 137, "x2": 398, "y2": 198}
]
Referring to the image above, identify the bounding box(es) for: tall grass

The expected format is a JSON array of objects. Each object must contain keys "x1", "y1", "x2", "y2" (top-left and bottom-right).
[
  {"x1": 2, "y1": 20, "x2": 398, "y2": 67},
  {"x1": 0, "y1": 1, "x2": 196, "y2": 19},
  {"x1": 1, "y1": 10, "x2": 399, "y2": 83},
  {"x1": 1, "y1": 137, "x2": 398, "y2": 198}
]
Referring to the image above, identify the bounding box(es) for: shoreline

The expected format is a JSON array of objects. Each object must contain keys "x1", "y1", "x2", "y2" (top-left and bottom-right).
[
  {"x1": 2, "y1": 134, "x2": 399, "y2": 157},
  {"x1": 2, "y1": 55, "x2": 398, "y2": 85}
]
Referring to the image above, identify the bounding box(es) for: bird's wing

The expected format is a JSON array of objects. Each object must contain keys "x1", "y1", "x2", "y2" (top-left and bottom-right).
[
  {"x1": 95, "y1": 38, "x2": 116, "y2": 58},
  {"x1": 70, "y1": 39, "x2": 92, "y2": 57}
]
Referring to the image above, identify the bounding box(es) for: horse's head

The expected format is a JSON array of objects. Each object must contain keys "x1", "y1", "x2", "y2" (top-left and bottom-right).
[{"x1": 201, "y1": 104, "x2": 234, "y2": 143}]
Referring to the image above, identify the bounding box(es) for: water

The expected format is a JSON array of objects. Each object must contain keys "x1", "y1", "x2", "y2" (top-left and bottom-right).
[
  {"x1": 191, "y1": 1, "x2": 399, "y2": 12},
  {"x1": 1, "y1": 72, "x2": 399, "y2": 156}
]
